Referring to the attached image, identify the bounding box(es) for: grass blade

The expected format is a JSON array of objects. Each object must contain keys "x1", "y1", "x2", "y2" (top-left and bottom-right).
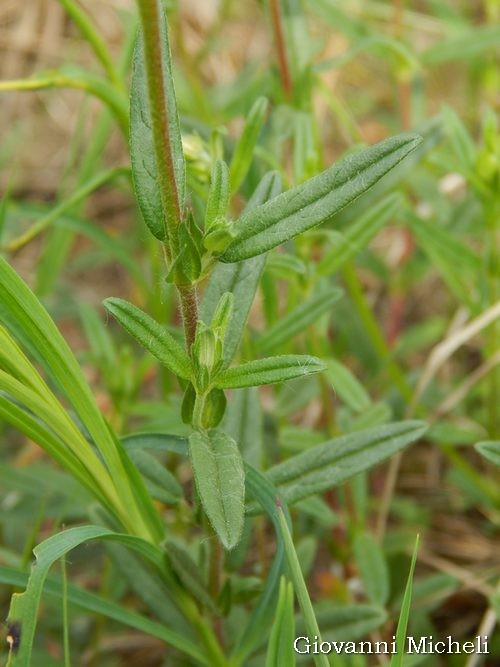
[
  {"x1": 277, "y1": 500, "x2": 330, "y2": 667},
  {"x1": 390, "y1": 536, "x2": 420, "y2": 667}
]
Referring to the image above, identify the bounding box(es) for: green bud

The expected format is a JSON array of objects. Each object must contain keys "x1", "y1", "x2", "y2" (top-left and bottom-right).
[
  {"x1": 203, "y1": 223, "x2": 235, "y2": 254},
  {"x1": 211, "y1": 292, "x2": 234, "y2": 339},
  {"x1": 181, "y1": 382, "x2": 196, "y2": 424},
  {"x1": 205, "y1": 159, "x2": 230, "y2": 232},
  {"x1": 182, "y1": 133, "x2": 212, "y2": 184},
  {"x1": 200, "y1": 388, "x2": 227, "y2": 429}
]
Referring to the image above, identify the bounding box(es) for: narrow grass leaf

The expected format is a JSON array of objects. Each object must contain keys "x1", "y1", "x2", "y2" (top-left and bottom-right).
[
  {"x1": 221, "y1": 133, "x2": 422, "y2": 262},
  {"x1": 390, "y1": 536, "x2": 419, "y2": 667},
  {"x1": 267, "y1": 421, "x2": 427, "y2": 504},
  {"x1": 318, "y1": 193, "x2": 403, "y2": 275},
  {"x1": 230, "y1": 97, "x2": 269, "y2": 192},
  {"x1": 104, "y1": 297, "x2": 192, "y2": 379},
  {"x1": 265, "y1": 577, "x2": 296, "y2": 667},
  {"x1": 353, "y1": 532, "x2": 390, "y2": 606},
  {"x1": 0, "y1": 567, "x2": 208, "y2": 666},
  {"x1": 475, "y1": 441, "x2": 500, "y2": 467},
  {"x1": 325, "y1": 358, "x2": 371, "y2": 413},
  {"x1": 215, "y1": 355, "x2": 326, "y2": 389},
  {"x1": 277, "y1": 502, "x2": 329, "y2": 667},
  {"x1": 257, "y1": 289, "x2": 342, "y2": 353},
  {"x1": 0, "y1": 394, "x2": 109, "y2": 509},
  {"x1": 189, "y1": 430, "x2": 245, "y2": 549},
  {"x1": 130, "y1": 5, "x2": 185, "y2": 239},
  {"x1": 201, "y1": 171, "x2": 282, "y2": 364},
  {"x1": 231, "y1": 465, "x2": 288, "y2": 663},
  {"x1": 6, "y1": 526, "x2": 166, "y2": 666},
  {"x1": 0, "y1": 258, "x2": 162, "y2": 542}
]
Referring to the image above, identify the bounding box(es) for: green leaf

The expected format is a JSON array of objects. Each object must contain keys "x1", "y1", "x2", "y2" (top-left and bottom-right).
[
  {"x1": 104, "y1": 297, "x2": 192, "y2": 380},
  {"x1": 475, "y1": 441, "x2": 500, "y2": 467},
  {"x1": 0, "y1": 258, "x2": 161, "y2": 543},
  {"x1": 230, "y1": 465, "x2": 287, "y2": 664},
  {"x1": 130, "y1": 5, "x2": 185, "y2": 239},
  {"x1": 266, "y1": 421, "x2": 427, "y2": 504},
  {"x1": 215, "y1": 355, "x2": 325, "y2": 389},
  {"x1": 257, "y1": 288, "x2": 342, "y2": 353},
  {"x1": 128, "y1": 449, "x2": 183, "y2": 504},
  {"x1": 121, "y1": 432, "x2": 189, "y2": 455},
  {"x1": 277, "y1": 503, "x2": 330, "y2": 667},
  {"x1": 223, "y1": 387, "x2": 263, "y2": 467},
  {"x1": 0, "y1": 566, "x2": 209, "y2": 666},
  {"x1": 165, "y1": 539, "x2": 218, "y2": 613},
  {"x1": 230, "y1": 96, "x2": 269, "y2": 192},
  {"x1": 318, "y1": 192, "x2": 403, "y2": 275},
  {"x1": 390, "y1": 536, "x2": 419, "y2": 667},
  {"x1": 189, "y1": 429, "x2": 245, "y2": 549},
  {"x1": 325, "y1": 358, "x2": 371, "y2": 413},
  {"x1": 200, "y1": 171, "x2": 283, "y2": 364},
  {"x1": 266, "y1": 577, "x2": 296, "y2": 667},
  {"x1": 353, "y1": 532, "x2": 390, "y2": 606},
  {"x1": 221, "y1": 133, "x2": 422, "y2": 261},
  {"x1": 6, "y1": 526, "x2": 174, "y2": 666},
  {"x1": 205, "y1": 159, "x2": 230, "y2": 231}
]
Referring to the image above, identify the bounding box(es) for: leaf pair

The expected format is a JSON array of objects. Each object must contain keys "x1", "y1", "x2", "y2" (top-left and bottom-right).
[{"x1": 104, "y1": 297, "x2": 326, "y2": 391}]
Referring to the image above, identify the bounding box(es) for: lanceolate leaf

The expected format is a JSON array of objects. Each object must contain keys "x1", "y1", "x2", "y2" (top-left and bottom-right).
[
  {"x1": 215, "y1": 355, "x2": 326, "y2": 389},
  {"x1": 266, "y1": 421, "x2": 427, "y2": 504},
  {"x1": 475, "y1": 441, "x2": 500, "y2": 467},
  {"x1": 257, "y1": 288, "x2": 342, "y2": 353},
  {"x1": 130, "y1": 5, "x2": 185, "y2": 240},
  {"x1": 189, "y1": 430, "x2": 245, "y2": 550},
  {"x1": 221, "y1": 133, "x2": 422, "y2": 262},
  {"x1": 201, "y1": 171, "x2": 283, "y2": 364},
  {"x1": 104, "y1": 297, "x2": 192, "y2": 380}
]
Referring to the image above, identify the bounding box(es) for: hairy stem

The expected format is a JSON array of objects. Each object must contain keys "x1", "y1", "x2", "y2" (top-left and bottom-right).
[
  {"x1": 135, "y1": 0, "x2": 182, "y2": 256},
  {"x1": 269, "y1": 0, "x2": 292, "y2": 99},
  {"x1": 178, "y1": 283, "x2": 199, "y2": 349}
]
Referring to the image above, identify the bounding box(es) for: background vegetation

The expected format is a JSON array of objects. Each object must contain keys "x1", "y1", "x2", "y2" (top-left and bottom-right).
[{"x1": 0, "y1": 1, "x2": 498, "y2": 665}]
